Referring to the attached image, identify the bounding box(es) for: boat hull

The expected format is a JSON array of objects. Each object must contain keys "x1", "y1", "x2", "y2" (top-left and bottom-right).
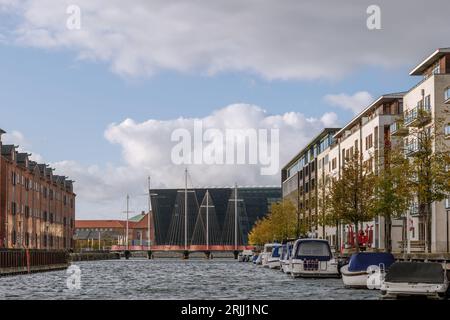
[
  {"x1": 341, "y1": 265, "x2": 370, "y2": 288},
  {"x1": 268, "y1": 259, "x2": 280, "y2": 270},
  {"x1": 291, "y1": 260, "x2": 340, "y2": 279},
  {"x1": 381, "y1": 282, "x2": 449, "y2": 300}
]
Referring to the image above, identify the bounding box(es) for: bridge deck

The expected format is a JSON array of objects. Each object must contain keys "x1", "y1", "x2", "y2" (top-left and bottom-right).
[{"x1": 111, "y1": 245, "x2": 255, "y2": 252}]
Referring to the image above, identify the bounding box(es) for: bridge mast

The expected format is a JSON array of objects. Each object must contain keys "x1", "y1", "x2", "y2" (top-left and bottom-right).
[
  {"x1": 235, "y1": 183, "x2": 238, "y2": 251},
  {"x1": 126, "y1": 194, "x2": 130, "y2": 251},
  {"x1": 185, "y1": 169, "x2": 188, "y2": 251},
  {"x1": 206, "y1": 190, "x2": 209, "y2": 251}
]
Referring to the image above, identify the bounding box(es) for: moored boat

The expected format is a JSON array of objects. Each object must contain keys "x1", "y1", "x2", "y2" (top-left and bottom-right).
[
  {"x1": 290, "y1": 239, "x2": 340, "y2": 278},
  {"x1": 267, "y1": 244, "x2": 282, "y2": 269},
  {"x1": 280, "y1": 240, "x2": 295, "y2": 274},
  {"x1": 341, "y1": 252, "x2": 395, "y2": 289},
  {"x1": 261, "y1": 243, "x2": 277, "y2": 268},
  {"x1": 381, "y1": 262, "x2": 449, "y2": 299}
]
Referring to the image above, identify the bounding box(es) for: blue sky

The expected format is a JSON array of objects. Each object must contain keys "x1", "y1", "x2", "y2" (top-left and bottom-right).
[
  {"x1": 0, "y1": 0, "x2": 448, "y2": 218},
  {"x1": 0, "y1": 44, "x2": 417, "y2": 166}
]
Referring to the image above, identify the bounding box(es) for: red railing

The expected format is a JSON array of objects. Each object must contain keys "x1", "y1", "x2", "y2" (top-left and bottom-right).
[{"x1": 110, "y1": 245, "x2": 255, "y2": 252}]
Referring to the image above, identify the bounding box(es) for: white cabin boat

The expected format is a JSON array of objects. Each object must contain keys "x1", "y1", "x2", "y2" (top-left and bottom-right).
[
  {"x1": 290, "y1": 239, "x2": 340, "y2": 278},
  {"x1": 381, "y1": 262, "x2": 449, "y2": 299},
  {"x1": 267, "y1": 244, "x2": 282, "y2": 269},
  {"x1": 280, "y1": 241, "x2": 294, "y2": 274},
  {"x1": 260, "y1": 243, "x2": 277, "y2": 268}
]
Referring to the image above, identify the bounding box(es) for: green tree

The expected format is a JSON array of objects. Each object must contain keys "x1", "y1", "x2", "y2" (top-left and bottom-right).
[
  {"x1": 329, "y1": 151, "x2": 376, "y2": 252},
  {"x1": 406, "y1": 109, "x2": 450, "y2": 252},
  {"x1": 372, "y1": 144, "x2": 412, "y2": 252}
]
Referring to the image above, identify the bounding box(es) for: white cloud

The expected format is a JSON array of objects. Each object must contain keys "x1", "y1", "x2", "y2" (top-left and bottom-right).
[
  {"x1": 1, "y1": 0, "x2": 450, "y2": 79},
  {"x1": 41, "y1": 104, "x2": 339, "y2": 219},
  {"x1": 324, "y1": 91, "x2": 374, "y2": 115}
]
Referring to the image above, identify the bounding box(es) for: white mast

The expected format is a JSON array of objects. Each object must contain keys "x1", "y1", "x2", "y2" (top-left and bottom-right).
[
  {"x1": 148, "y1": 176, "x2": 152, "y2": 249},
  {"x1": 126, "y1": 194, "x2": 130, "y2": 251},
  {"x1": 206, "y1": 190, "x2": 210, "y2": 251},
  {"x1": 185, "y1": 169, "x2": 188, "y2": 251},
  {"x1": 235, "y1": 183, "x2": 238, "y2": 251}
]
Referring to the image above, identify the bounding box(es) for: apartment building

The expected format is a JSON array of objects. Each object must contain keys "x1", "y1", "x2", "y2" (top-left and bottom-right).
[
  {"x1": 0, "y1": 129, "x2": 76, "y2": 250},
  {"x1": 326, "y1": 93, "x2": 404, "y2": 251},
  {"x1": 396, "y1": 48, "x2": 450, "y2": 253},
  {"x1": 281, "y1": 47, "x2": 450, "y2": 254},
  {"x1": 281, "y1": 128, "x2": 340, "y2": 235}
]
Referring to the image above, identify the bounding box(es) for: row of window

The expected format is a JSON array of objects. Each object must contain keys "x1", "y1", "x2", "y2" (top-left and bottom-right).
[
  {"x1": 10, "y1": 202, "x2": 74, "y2": 227},
  {"x1": 11, "y1": 231, "x2": 71, "y2": 248},
  {"x1": 11, "y1": 171, "x2": 74, "y2": 207}
]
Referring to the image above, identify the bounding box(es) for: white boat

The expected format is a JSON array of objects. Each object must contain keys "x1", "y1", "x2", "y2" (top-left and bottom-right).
[
  {"x1": 267, "y1": 244, "x2": 282, "y2": 269},
  {"x1": 381, "y1": 262, "x2": 449, "y2": 299},
  {"x1": 260, "y1": 243, "x2": 277, "y2": 268},
  {"x1": 280, "y1": 241, "x2": 294, "y2": 274},
  {"x1": 290, "y1": 239, "x2": 340, "y2": 278},
  {"x1": 340, "y1": 252, "x2": 395, "y2": 289},
  {"x1": 238, "y1": 249, "x2": 254, "y2": 262}
]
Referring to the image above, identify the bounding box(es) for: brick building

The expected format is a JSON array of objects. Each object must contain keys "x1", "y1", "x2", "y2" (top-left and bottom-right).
[
  {"x1": 74, "y1": 212, "x2": 155, "y2": 250},
  {"x1": 0, "y1": 129, "x2": 76, "y2": 250}
]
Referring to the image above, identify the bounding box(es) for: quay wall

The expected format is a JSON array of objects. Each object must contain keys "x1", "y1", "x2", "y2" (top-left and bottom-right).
[
  {"x1": 0, "y1": 249, "x2": 69, "y2": 276},
  {"x1": 70, "y1": 252, "x2": 120, "y2": 262}
]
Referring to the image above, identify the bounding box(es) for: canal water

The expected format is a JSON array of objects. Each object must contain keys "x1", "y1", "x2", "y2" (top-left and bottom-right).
[{"x1": 0, "y1": 259, "x2": 379, "y2": 300}]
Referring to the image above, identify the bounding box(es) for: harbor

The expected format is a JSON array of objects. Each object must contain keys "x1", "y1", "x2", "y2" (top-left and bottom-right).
[{"x1": 0, "y1": 258, "x2": 379, "y2": 300}]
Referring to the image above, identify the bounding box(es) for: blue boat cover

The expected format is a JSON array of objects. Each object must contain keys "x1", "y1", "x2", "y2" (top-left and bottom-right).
[{"x1": 348, "y1": 252, "x2": 395, "y2": 272}]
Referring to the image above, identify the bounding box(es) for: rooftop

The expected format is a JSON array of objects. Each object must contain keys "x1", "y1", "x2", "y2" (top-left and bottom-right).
[
  {"x1": 333, "y1": 92, "x2": 405, "y2": 139},
  {"x1": 410, "y1": 48, "x2": 450, "y2": 76}
]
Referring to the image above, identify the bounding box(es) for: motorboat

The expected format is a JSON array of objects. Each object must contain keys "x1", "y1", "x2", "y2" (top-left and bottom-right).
[
  {"x1": 381, "y1": 262, "x2": 449, "y2": 299},
  {"x1": 340, "y1": 252, "x2": 395, "y2": 289},
  {"x1": 238, "y1": 250, "x2": 254, "y2": 262},
  {"x1": 267, "y1": 244, "x2": 282, "y2": 269},
  {"x1": 260, "y1": 243, "x2": 277, "y2": 268},
  {"x1": 280, "y1": 240, "x2": 295, "y2": 274},
  {"x1": 290, "y1": 239, "x2": 340, "y2": 278}
]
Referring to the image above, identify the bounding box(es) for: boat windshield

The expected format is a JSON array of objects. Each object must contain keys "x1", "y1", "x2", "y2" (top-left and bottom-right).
[
  {"x1": 295, "y1": 241, "x2": 331, "y2": 260},
  {"x1": 271, "y1": 246, "x2": 281, "y2": 258}
]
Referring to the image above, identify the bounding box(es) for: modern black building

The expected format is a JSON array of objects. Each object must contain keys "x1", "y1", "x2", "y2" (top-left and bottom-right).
[{"x1": 151, "y1": 187, "x2": 281, "y2": 246}]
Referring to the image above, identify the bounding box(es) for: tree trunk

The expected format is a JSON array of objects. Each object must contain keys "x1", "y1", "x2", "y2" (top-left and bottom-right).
[
  {"x1": 426, "y1": 203, "x2": 432, "y2": 253},
  {"x1": 354, "y1": 223, "x2": 360, "y2": 253},
  {"x1": 385, "y1": 214, "x2": 392, "y2": 253},
  {"x1": 335, "y1": 221, "x2": 340, "y2": 253}
]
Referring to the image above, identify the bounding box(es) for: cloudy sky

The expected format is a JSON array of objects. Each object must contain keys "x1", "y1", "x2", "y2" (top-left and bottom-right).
[{"x1": 0, "y1": 0, "x2": 448, "y2": 219}]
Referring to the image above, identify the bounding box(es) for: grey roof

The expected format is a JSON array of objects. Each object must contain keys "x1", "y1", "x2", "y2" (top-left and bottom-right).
[{"x1": 1, "y1": 144, "x2": 16, "y2": 156}]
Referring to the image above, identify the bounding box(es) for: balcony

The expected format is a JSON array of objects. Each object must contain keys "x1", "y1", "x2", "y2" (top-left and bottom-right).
[
  {"x1": 404, "y1": 105, "x2": 431, "y2": 127},
  {"x1": 409, "y1": 203, "x2": 419, "y2": 216},
  {"x1": 390, "y1": 120, "x2": 408, "y2": 136},
  {"x1": 404, "y1": 140, "x2": 420, "y2": 157}
]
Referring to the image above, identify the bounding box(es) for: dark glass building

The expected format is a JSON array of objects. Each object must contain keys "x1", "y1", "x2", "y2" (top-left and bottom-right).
[{"x1": 151, "y1": 187, "x2": 281, "y2": 246}]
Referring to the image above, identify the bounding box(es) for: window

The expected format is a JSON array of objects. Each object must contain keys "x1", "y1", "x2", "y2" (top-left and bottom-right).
[
  {"x1": 11, "y1": 172, "x2": 16, "y2": 185},
  {"x1": 445, "y1": 87, "x2": 450, "y2": 102},
  {"x1": 43, "y1": 211, "x2": 48, "y2": 222},
  {"x1": 445, "y1": 123, "x2": 450, "y2": 136},
  {"x1": 11, "y1": 202, "x2": 17, "y2": 215},
  {"x1": 25, "y1": 206, "x2": 30, "y2": 218},
  {"x1": 424, "y1": 95, "x2": 431, "y2": 109},
  {"x1": 63, "y1": 217, "x2": 67, "y2": 226},
  {"x1": 12, "y1": 230, "x2": 16, "y2": 245},
  {"x1": 49, "y1": 213, "x2": 54, "y2": 224},
  {"x1": 432, "y1": 63, "x2": 440, "y2": 74},
  {"x1": 332, "y1": 158, "x2": 337, "y2": 170},
  {"x1": 365, "y1": 134, "x2": 373, "y2": 150}
]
